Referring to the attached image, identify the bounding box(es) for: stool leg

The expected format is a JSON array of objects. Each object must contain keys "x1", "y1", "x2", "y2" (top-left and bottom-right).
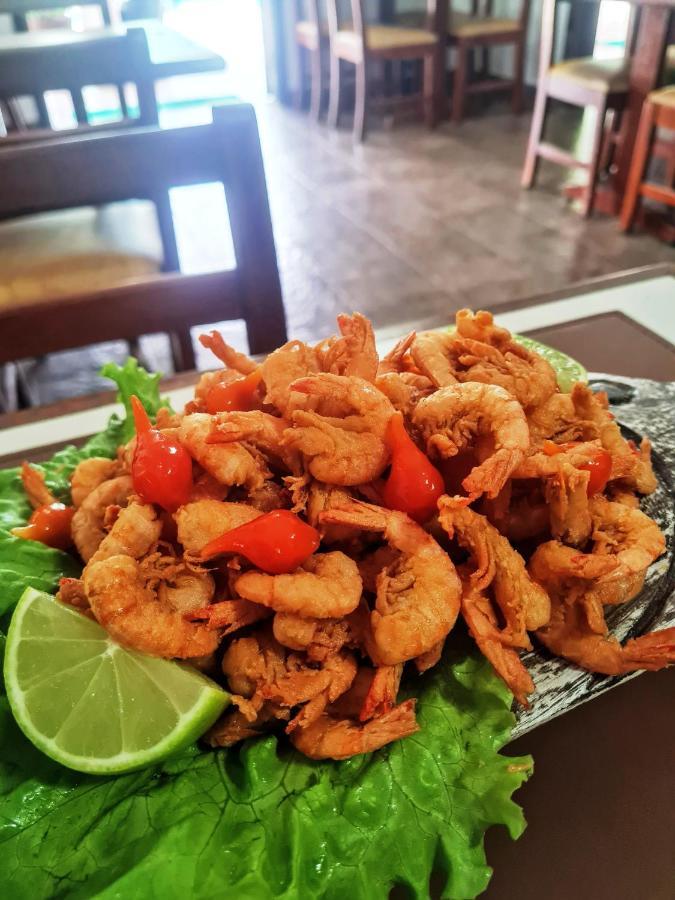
[
  {"x1": 327, "y1": 55, "x2": 341, "y2": 128},
  {"x1": 619, "y1": 99, "x2": 655, "y2": 232},
  {"x1": 452, "y1": 41, "x2": 468, "y2": 124},
  {"x1": 423, "y1": 51, "x2": 437, "y2": 128},
  {"x1": 310, "y1": 47, "x2": 322, "y2": 120},
  {"x1": 581, "y1": 97, "x2": 608, "y2": 218},
  {"x1": 353, "y1": 59, "x2": 368, "y2": 143},
  {"x1": 512, "y1": 35, "x2": 525, "y2": 114},
  {"x1": 521, "y1": 84, "x2": 548, "y2": 188}
]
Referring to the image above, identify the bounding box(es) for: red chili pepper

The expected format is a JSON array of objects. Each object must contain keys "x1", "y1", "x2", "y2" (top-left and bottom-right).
[
  {"x1": 200, "y1": 509, "x2": 320, "y2": 575},
  {"x1": 131, "y1": 395, "x2": 193, "y2": 511},
  {"x1": 205, "y1": 369, "x2": 262, "y2": 415},
  {"x1": 381, "y1": 413, "x2": 444, "y2": 523},
  {"x1": 11, "y1": 502, "x2": 74, "y2": 550},
  {"x1": 541, "y1": 440, "x2": 610, "y2": 496}
]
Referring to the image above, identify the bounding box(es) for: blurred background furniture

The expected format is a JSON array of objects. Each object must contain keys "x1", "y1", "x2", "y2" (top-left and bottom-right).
[
  {"x1": 326, "y1": 0, "x2": 441, "y2": 141},
  {"x1": 0, "y1": 104, "x2": 286, "y2": 410},
  {"x1": 620, "y1": 86, "x2": 675, "y2": 238},
  {"x1": 293, "y1": 0, "x2": 328, "y2": 120},
  {"x1": 0, "y1": 27, "x2": 157, "y2": 136},
  {"x1": 521, "y1": 0, "x2": 631, "y2": 216},
  {"x1": 446, "y1": 0, "x2": 531, "y2": 124}
]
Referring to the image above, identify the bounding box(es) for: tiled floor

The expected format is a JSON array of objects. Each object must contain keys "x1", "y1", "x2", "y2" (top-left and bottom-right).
[{"x1": 14, "y1": 99, "x2": 675, "y2": 406}]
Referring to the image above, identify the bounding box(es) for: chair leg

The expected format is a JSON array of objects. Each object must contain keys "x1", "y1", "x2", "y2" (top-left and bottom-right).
[
  {"x1": 423, "y1": 52, "x2": 437, "y2": 129},
  {"x1": 327, "y1": 55, "x2": 341, "y2": 128},
  {"x1": 309, "y1": 48, "x2": 322, "y2": 121},
  {"x1": 582, "y1": 98, "x2": 608, "y2": 218},
  {"x1": 452, "y1": 41, "x2": 468, "y2": 125},
  {"x1": 169, "y1": 330, "x2": 196, "y2": 372},
  {"x1": 521, "y1": 85, "x2": 548, "y2": 188},
  {"x1": 619, "y1": 99, "x2": 655, "y2": 232},
  {"x1": 512, "y1": 37, "x2": 525, "y2": 114},
  {"x1": 353, "y1": 59, "x2": 368, "y2": 143}
]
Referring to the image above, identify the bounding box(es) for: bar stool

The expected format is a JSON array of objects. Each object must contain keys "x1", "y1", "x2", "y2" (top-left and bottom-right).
[
  {"x1": 620, "y1": 87, "x2": 675, "y2": 233},
  {"x1": 294, "y1": 0, "x2": 328, "y2": 120},
  {"x1": 521, "y1": 0, "x2": 631, "y2": 217}
]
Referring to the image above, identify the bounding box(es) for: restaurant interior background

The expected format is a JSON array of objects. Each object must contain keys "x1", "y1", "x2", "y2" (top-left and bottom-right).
[{"x1": 0, "y1": 0, "x2": 673, "y2": 408}]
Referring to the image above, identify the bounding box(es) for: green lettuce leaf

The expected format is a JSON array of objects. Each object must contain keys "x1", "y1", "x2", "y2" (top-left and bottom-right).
[
  {"x1": 100, "y1": 358, "x2": 171, "y2": 444},
  {"x1": 0, "y1": 650, "x2": 530, "y2": 900}
]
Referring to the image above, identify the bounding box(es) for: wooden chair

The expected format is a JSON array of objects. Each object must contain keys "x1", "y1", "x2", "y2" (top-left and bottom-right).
[
  {"x1": 0, "y1": 105, "x2": 286, "y2": 385},
  {"x1": 0, "y1": 28, "x2": 158, "y2": 137},
  {"x1": 0, "y1": 0, "x2": 118, "y2": 128},
  {"x1": 521, "y1": 0, "x2": 631, "y2": 217},
  {"x1": 446, "y1": 0, "x2": 531, "y2": 124},
  {"x1": 326, "y1": 0, "x2": 442, "y2": 142},
  {"x1": 620, "y1": 87, "x2": 675, "y2": 236},
  {"x1": 294, "y1": 0, "x2": 328, "y2": 120}
]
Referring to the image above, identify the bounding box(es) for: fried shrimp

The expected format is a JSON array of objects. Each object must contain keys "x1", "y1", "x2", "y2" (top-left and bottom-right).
[
  {"x1": 179, "y1": 414, "x2": 270, "y2": 490},
  {"x1": 438, "y1": 496, "x2": 550, "y2": 647},
  {"x1": 260, "y1": 339, "x2": 321, "y2": 414},
  {"x1": 413, "y1": 382, "x2": 529, "y2": 498},
  {"x1": 20, "y1": 462, "x2": 56, "y2": 509},
  {"x1": 83, "y1": 554, "x2": 220, "y2": 658},
  {"x1": 323, "y1": 312, "x2": 379, "y2": 382},
  {"x1": 235, "y1": 551, "x2": 363, "y2": 618},
  {"x1": 70, "y1": 475, "x2": 134, "y2": 562},
  {"x1": 70, "y1": 457, "x2": 119, "y2": 507},
  {"x1": 175, "y1": 499, "x2": 262, "y2": 555},
  {"x1": 289, "y1": 698, "x2": 419, "y2": 760},
  {"x1": 272, "y1": 612, "x2": 353, "y2": 662},
  {"x1": 85, "y1": 500, "x2": 162, "y2": 567},
  {"x1": 209, "y1": 411, "x2": 301, "y2": 474},
  {"x1": 283, "y1": 374, "x2": 395, "y2": 485},
  {"x1": 198, "y1": 330, "x2": 257, "y2": 374},
  {"x1": 321, "y1": 500, "x2": 461, "y2": 665}
]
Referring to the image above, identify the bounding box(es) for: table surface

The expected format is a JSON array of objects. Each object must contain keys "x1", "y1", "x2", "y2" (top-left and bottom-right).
[
  {"x1": 0, "y1": 266, "x2": 674, "y2": 898},
  {"x1": 0, "y1": 19, "x2": 225, "y2": 78}
]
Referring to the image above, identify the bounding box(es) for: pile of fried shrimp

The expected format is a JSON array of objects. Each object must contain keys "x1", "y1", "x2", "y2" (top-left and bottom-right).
[{"x1": 21, "y1": 309, "x2": 674, "y2": 761}]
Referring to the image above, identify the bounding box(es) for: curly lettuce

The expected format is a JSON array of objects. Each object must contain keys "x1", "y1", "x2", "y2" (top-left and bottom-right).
[{"x1": 0, "y1": 359, "x2": 532, "y2": 899}]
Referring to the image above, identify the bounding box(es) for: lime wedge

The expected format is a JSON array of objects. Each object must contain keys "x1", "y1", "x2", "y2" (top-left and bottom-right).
[
  {"x1": 4, "y1": 588, "x2": 229, "y2": 774},
  {"x1": 513, "y1": 335, "x2": 587, "y2": 393},
  {"x1": 445, "y1": 325, "x2": 587, "y2": 393}
]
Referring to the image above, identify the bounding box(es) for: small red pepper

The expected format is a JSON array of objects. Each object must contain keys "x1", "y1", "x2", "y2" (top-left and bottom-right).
[
  {"x1": 381, "y1": 413, "x2": 444, "y2": 523},
  {"x1": 131, "y1": 395, "x2": 193, "y2": 511},
  {"x1": 200, "y1": 509, "x2": 320, "y2": 574},
  {"x1": 12, "y1": 502, "x2": 74, "y2": 550},
  {"x1": 542, "y1": 440, "x2": 611, "y2": 496},
  {"x1": 205, "y1": 369, "x2": 262, "y2": 415}
]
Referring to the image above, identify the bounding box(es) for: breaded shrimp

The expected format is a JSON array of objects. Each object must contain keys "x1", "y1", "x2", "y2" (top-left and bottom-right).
[
  {"x1": 289, "y1": 699, "x2": 419, "y2": 760},
  {"x1": 20, "y1": 462, "x2": 56, "y2": 509},
  {"x1": 438, "y1": 496, "x2": 551, "y2": 647},
  {"x1": 83, "y1": 554, "x2": 219, "y2": 658},
  {"x1": 198, "y1": 330, "x2": 257, "y2": 374},
  {"x1": 85, "y1": 500, "x2": 161, "y2": 567},
  {"x1": 70, "y1": 457, "x2": 119, "y2": 507},
  {"x1": 272, "y1": 612, "x2": 353, "y2": 662},
  {"x1": 260, "y1": 339, "x2": 321, "y2": 415},
  {"x1": 175, "y1": 499, "x2": 262, "y2": 555},
  {"x1": 321, "y1": 500, "x2": 461, "y2": 665},
  {"x1": 413, "y1": 382, "x2": 529, "y2": 499},
  {"x1": 71, "y1": 475, "x2": 134, "y2": 562},
  {"x1": 179, "y1": 414, "x2": 270, "y2": 490},
  {"x1": 323, "y1": 312, "x2": 379, "y2": 382},
  {"x1": 209, "y1": 411, "x2": 301, "y2": 474},
  {"x1": 234, "y1": 551, "x2": 363, "y2": 618},
  {"x1": 283, "y1": 374, "x2": 395, "y2": 486}
]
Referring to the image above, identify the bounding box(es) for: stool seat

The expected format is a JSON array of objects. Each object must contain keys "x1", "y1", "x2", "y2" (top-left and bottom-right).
[
  {"x1": 648, "y1": 86, "x2": 675, "y2": 109},
  {"x1": 449, "y1": 13, "x2": 521, "y2": 38},
  {"x1": 335, "y1": 24, "x2": 437, "y2": 56},
  {"x1": 0, "y1": 204, "x2": 162, "y2": 309},
  {"x1": 548, "y1": 56, "x2": 630, "y2": 94}
]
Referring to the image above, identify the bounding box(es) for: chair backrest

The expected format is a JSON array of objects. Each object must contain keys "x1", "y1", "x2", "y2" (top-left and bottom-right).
[
  {"x1": 0, "y1": 0, "x2": 111, "y2": 26},
  {"x1": 0, "y1": 28, "x2": 158, "y2": 132},
  {"x1": 453, "y1": 0, "x2": 529, "y2": 28},
  {"x1": 0, "y1": 104, "x2": 287, "y2": 366},
  {"x1": 295, "y1": 0, "x2": 320, "y2": 28}
]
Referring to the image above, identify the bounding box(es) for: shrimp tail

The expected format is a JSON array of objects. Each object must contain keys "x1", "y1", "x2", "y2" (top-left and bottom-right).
[
  {"x1": 621, "y1": 627, "x2": 675, "y2": 672},
  {"x1": 462, "y1": 448, "x2": 525, "y2": 500}
]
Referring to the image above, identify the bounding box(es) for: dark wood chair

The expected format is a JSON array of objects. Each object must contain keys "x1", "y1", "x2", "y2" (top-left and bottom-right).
[
  {"x1": 446, "y1": 0, "x2": 531, "y2": 124},
  {"x1": 0, "y1": 27, "x2": 158, "y2": 137},
  {"x1": 620, "y1": 87, "x2": 675, "y2": 237},
  {"x1": 521, "y1": 0, "x2": 631, "y2": 217},
  {"x1": 326, "y1": 0, "x2": 442, "y2": 142},
  {"x1": 294, "y1": 0, "x2": 329, "y2": 120},
  {"x1": 0, "y1": 0, "x2": 118, "y2": 129},
  {"x1": 0, "y1": 105, "x2": 286, "y2": 385}
]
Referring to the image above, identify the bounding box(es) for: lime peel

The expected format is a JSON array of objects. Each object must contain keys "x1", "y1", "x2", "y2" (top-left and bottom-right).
[{"x1": 4, "y1": 588, "x2": 229, "y2": 775}]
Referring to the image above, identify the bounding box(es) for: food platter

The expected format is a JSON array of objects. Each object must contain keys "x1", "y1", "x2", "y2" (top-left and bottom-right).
[{"x1": 514, "y1": 375, "x2": 675, "y2": 738}]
